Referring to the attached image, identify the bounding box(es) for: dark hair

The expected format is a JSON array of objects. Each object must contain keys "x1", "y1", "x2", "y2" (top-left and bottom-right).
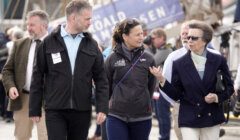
[
  {"x1": 65, "y1": 0, "x2": 92, "y2": 18},
  {"x1": 112, "y1": 18, "x2": 141, "y2": 44},
  {"x1": 188, "y1": 20, "x2": 213, "y2": 44}
]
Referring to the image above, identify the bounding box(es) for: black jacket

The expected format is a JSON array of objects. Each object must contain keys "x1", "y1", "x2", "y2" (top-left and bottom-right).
[
  {"x1": 29, "y1": 26, "x2": 109, "y2": 117},
  {"x1": 104, "y1": 44, "x2": 156, "y2": 119},
  {"x1": 0, "y1": 33, "x2": 9, "y2": 71}
]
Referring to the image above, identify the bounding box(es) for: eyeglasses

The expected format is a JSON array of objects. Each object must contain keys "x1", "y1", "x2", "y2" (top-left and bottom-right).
[
  {"x1": 123, "y1": 18, "x2": 140, "y2": 33},
  {"x1": 187, "y1": 36, "x2": 201, "y2": 41},
  {"x1": 126, "y1": 18, "x2": 139, "y2": 24}
]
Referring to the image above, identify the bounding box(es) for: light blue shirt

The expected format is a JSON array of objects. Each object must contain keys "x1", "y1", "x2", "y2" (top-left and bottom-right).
[
  {"x1": 102, "y1": 46, "x2": 112, "y2": 60},
  {"x1": 60, "y1": 25, "x2": 84, "y2": 74}
]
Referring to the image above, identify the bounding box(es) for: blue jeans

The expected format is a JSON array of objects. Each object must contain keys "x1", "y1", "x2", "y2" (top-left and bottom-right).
[
  {"x1": 106, "y1": 116, "x2": 152, "y2": 140},
  {"x1": 153, "y1": 96, "x2": 171, "y2": 140}
]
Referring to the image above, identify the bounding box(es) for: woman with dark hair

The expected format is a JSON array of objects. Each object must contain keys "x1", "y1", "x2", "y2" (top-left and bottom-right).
[
  {"x1": 150, "y1": 20, "x2": 234, "y2": 140},
  {"x1": 104, "y1": 18, "x2": 156, "y2": 140}
]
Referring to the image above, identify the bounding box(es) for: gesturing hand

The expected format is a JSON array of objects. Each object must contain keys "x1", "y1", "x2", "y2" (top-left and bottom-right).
[{"x1": 149, "y1": 66, "x2": 165, "y2": 83}]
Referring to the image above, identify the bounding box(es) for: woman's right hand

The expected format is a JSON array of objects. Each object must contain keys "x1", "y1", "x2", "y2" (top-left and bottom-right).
[{"x1": 149, "y1": 66, "x2": 165, "y2": 83}]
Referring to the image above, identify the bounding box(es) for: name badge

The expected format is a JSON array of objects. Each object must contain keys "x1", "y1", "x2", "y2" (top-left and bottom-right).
[{"x1": 51, "y1": 53, "x2": 62, "y2": 64}]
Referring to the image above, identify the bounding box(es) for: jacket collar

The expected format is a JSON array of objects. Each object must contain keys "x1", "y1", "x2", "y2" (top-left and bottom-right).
[
  {"x1": 51, "y1": 25, "x2": 92, "y2": 39},
  {"x1": 114, "y1": 43, "x2": 144, "y2": 61},
  {"x1": 60, "y1": 24, "x2": 84, "y2": 38},
  {"x1": 182, "y1": 50, "x2": 218, "y2": 95},
  {"x1": 47, "y1": 25, "x2": 97, "y2": 55}
]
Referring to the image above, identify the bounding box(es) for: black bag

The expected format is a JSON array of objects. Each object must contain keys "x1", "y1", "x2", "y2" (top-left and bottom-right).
[
  {"x1": 216, "y1": 70, "x2": 231, "y2": 123},
  {"x1": 216, "y1": 70, "x2": 225, "y2": 92}
]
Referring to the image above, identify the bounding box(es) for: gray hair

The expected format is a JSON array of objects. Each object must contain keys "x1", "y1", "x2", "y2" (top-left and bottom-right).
[
  {"x1": 27, "y1": 10, "x2": 49, "y2": 26},
  {"x1": 65, "y1": 0, "x2": 92, "y2": 19},
  {"x1": 12, "y1": 29, "x2": 24, "y2": 40}
]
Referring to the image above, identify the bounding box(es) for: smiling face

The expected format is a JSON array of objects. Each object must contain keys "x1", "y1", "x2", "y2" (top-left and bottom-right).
[
  {"x1": 187, "y1": 28, "x2": 206, "y2": 55},
  {"x1": 123, "y1": 25, "x2": 144, "y2": 50}
]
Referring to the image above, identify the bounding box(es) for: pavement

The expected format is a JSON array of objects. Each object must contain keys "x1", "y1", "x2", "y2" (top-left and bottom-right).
[{"x1": 1, "y1": 114, "x2": 240, "y2": 140}]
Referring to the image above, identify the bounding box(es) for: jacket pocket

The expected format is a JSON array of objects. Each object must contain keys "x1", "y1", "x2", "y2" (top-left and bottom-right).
[{"x1": 45, "y1": 47, "x2": 67, "y2": 70}]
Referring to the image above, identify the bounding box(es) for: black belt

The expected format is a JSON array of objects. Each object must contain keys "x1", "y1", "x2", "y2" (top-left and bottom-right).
[{"x1": 22, "y1": 89, "x2": 29, "y2": 94}]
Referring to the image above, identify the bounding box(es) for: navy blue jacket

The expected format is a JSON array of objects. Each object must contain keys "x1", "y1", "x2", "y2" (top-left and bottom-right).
[{"x1": 161, "y1": 50, "x2": 234, "y2": 128}]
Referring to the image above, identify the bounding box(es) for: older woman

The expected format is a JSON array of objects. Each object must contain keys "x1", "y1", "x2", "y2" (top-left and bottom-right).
[
  {"x1": 150, "y1": 20, "x2": 234, "y2": 140},
  {"x1": 104, "y1": 18, "x2": 156, "y2": 140}
]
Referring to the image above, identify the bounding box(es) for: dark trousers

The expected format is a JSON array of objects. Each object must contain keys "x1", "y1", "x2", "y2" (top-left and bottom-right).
[
  {"x1": 106, "y1": 116, "x2": 152, "y2": 140},
  {"x1": 93, "y1": 119, "x2": 108, "y2": 140},
  {"x1": 154, "y1": 96, "x2": 171, "y2": 140},
  {"x1": 95, "y1": 124, "x2": 101, "y2": 136},
  {"x1": 45, "y1": 109, "x2": 91, "y2": 140},
  {"x1": 0, "y1": 81, "x2": 12, "y2": 118},
  {"x1": 0, "y1": 82, "x2": 5, "y2": 117},
  {"x1": 101, "y1": 121, "x2": 108, "y2": 140}
]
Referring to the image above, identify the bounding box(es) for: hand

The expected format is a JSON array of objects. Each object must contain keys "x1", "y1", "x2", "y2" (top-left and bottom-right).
[
  {"x1": 152, "y1": 92, "x2": 160, "y2": 100},
  {"x1": 96, "y1": 112, "x2": 106, "y2": 125},
  {"x1": 149, "y1": 66, "x2": 165, "y2": 83},
  {"x1": 30, "y1": 116, "x2": 41, "y2": 123},
  {"x1": 9, "y1": 87, "x2": 19, "y2": 100},
  {"x1": 205, "y1": 93, "x2": 217, "y2": 104},
  {"x1": 234, "y1": 89, "x2": 238, "y2": 96}
]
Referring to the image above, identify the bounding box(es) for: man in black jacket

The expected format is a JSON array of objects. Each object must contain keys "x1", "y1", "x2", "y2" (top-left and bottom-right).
[
  {"x1": 29, "y1": 1, "x2": 109, "y2": 140},
  {"x1": 0, "y1": 31, "x2": 9, "y2": 120}
]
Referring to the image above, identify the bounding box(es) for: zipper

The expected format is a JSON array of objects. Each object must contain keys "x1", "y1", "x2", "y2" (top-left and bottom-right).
[
  {"x1": 56, "y1": 35, "x2": 74, "y2": 108},
  {"x1": 70, "y1": 74, "x2": 74, "y2": 108}
]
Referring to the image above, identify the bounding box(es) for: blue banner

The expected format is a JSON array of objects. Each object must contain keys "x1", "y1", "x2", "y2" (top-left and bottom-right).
[{"x1": 89, "y1": 0, "x2": 184, "y2": 44}]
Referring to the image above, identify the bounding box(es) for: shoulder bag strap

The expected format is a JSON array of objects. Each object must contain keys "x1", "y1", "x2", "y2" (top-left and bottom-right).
[{"x1": 115, "y1": 52, "x2": 145, "y2": 88}]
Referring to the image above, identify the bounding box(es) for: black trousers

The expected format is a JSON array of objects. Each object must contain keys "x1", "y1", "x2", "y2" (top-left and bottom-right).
[
  {"x1": 45, "y1": 109, "x2": 91, "y2": 140},
  {"x1": 0, "y1": 81, "x2": 5, "y2": 117},
  {"x1": 0, "y1": 81, "x2": 12, "y2": 118},
  {"x1": 101, "y1": 121, "x2": 108, "y2": 140}
]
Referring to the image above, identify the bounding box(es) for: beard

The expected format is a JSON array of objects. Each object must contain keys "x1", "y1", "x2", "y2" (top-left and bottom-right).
[
  {"x1": 28, "y1": 31, "x2": 38, "y2": 39},
  {"x1": 76, "y1": 27, "x2": 88, "y2": 33},
  {"x1": 76, "y1": 24, "x2": 90, "y2": 33}
]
